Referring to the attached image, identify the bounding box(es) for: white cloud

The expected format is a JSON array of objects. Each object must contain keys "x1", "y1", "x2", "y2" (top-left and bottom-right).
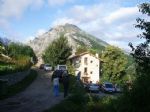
[
  {"x1": 51, "y1": 3, "x2": 144, "y2": 50},
  {"x1": 0, "y1": 0, "x2": 146, "y2": 50},
  {"x1": 107, "y1": 40, "x2": 131, "y2": 52},
  {"x1": 68, "y1": 4, "x2": 104, "y2": 23},
  {"x1": 0, "y1": 0, "x2": 31, "y2": 19},
  {"x1": 104, "y1": 7, "x2": 139, "y2": 24},
  {"x1": 48, "y1": 0, "x2": 73, "y2": 6},
  {"x1": 52, "y1": 17, "x2": 79, "y2": 26},
  {"x1": 0, "y1": 0, "x2": 44, "y2": 19},
  {"x1": 0, "y1": 18, "x2": 10, "y2": 30}
]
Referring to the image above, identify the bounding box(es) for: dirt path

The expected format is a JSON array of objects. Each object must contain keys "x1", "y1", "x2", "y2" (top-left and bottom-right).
[{"x1": 0, "y1": 68, "x2": 64, "y2": 112}]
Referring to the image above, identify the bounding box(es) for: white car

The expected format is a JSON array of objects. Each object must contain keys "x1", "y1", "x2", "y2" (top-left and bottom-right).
[
  {"x1": 101, "y1": 82, "x2": 115, "y2": 93},
  {"x1": 88, "y1": 84, "x2": 99, "y2": 92},
  {"x1": 44, "y1": 64, "x2": 52, "y2": 71}
]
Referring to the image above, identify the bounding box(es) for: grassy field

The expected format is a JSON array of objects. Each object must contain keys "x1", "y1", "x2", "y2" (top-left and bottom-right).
[{"x1": 0, "y1": 69, "x2": 37, "y2": 100}]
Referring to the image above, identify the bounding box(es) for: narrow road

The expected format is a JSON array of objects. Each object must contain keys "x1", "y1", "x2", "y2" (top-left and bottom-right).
[{"x1": 0, "y1": 68, "x2": 64, "y2": 112}]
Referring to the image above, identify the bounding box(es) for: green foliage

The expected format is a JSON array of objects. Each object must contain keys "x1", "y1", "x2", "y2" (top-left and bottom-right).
[
  {"x1": 124, "y1": 63, "x2": 136, "y2": 83},
  {"x1": 115, "y1": 3, "x2": 150, "y2": 112},
  {"x1": 0, "y1": 55, "x2": 32, "y2": 75},
  {"x1": 75, "y1": 46, "x2": 88, "y2": 55},
  {"x1": 0, "y1": 69, "x2": 37, "y2": 100},
  {"x1": 66, "y1": 61, "x2": 75, "y2": 75},
  {"x1": 72, "y1": 32, "x2": 107, "y2": 53},
  {"x1": 101, "y1": 45, "x2": 128, "y2": 84},
  {"x1": 8, "y1": 42, "x2": 37, "y2": 63},
  {"x1": 0, "y1": 41, "x2": 5, "y2": 54},
  {"x1": 0, "y1": 42, "x2": 35, "y2": 75},
  {"x1": 43, "y1": 34, "x2": 72, "y2": 66},
  {"x1": 75, "y1": 46, "x2": 97, "y2": 56},
  {"x1": 88, "y1": 48, "x2": 97, "y2": 55}
]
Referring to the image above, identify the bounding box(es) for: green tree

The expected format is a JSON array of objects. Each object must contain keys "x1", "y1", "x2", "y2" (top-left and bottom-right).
[
  {"x1": 75, "y1": 46, "x2": 88, "y2": 55},
  {"x1": 8, "y1": 42, "x2": 37, "y2": 63},
  {"x1": 0, "y1": 41, "x2": 5, "y2": 54},
  {"x1": 101, "y1": 45, "x2": 127, "y2": 84},
  {"x1": 116, "y1": 3, "x2": 150, "y2": 112},
  {"x1": 42, "y1": 34, "x2": 72, "y2": 66},
  {"x1": 66, "y1": 61, "x2": 75, "y2": 75}
]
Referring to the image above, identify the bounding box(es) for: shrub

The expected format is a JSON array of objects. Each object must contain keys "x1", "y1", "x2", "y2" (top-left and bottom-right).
[{"x1": 0, "y1": 55, "x2": 32, "y2": 75}]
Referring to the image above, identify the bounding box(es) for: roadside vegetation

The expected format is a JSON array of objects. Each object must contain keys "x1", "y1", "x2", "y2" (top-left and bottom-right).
[
  {"x1": 0, "y1": 41, "x2": 37, "y2": 75},
  {"x1": 0, "y1": 69, "x2": 37, "y2": 100},
  {"x1": 115, "y1": 3, "x2": 150, "y2": 112}
]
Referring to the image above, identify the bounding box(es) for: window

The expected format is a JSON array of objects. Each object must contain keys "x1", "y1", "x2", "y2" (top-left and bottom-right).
[
  {"x1": 90, "y1": 71, "x2": 93, "y2": 74},
  {"x1": 90, "y1": 60, "x2": 93, "y2": 63},
  {"x1": 84, "y1": 57, "x2": 88, "y2": 65},
  {"x1": 84, "y1": 67, "x2": 87, "y2": 73}
]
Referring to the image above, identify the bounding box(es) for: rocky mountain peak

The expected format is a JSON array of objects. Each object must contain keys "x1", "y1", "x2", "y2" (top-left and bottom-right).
[{"x1": 28, "y1": 23, "x2": 108, "y2": 58}]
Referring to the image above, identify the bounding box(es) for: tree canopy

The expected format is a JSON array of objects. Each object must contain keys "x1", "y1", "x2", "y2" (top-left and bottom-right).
[
  {"x1": 116, "y1": 3, "x2": 150, "y2": 112},
  {"x1": 42, "y1": 34, "x2": 72, "y2": 66},
  {"x1": 0, "y1": 41, "x2": 5, "y2": 54},
  {"x1": 7, "y1": 42, "x2": 37, "y2": 63},
  {"x1": 101, "y1": 45, "x2": 127, "y2": 84}
]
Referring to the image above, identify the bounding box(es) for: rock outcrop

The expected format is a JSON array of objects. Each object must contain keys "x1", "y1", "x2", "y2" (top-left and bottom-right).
[{"x1": 28, "y1": 23, "x2": 108, "y2": 58}]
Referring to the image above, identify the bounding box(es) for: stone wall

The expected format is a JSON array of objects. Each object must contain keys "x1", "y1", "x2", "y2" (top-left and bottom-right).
[{"x1": 0, "y1": 70, "x2": 30, "y2": 86}]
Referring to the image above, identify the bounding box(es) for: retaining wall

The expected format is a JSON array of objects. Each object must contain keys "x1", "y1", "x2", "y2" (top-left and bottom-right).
[{"x1": 0, "y1": 69, "x2": 31, "y2": 85}]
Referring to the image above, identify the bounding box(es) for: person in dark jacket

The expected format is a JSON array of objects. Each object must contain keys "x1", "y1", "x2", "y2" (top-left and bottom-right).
[
  {"x1": 62, "y1": 70, "x2": 69, "y2": 98},
  {"x1": 77, "y1": 71, "x2": 81, "y2": 81}
]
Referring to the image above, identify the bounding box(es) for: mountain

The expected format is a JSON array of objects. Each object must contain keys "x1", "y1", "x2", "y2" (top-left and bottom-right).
[
  {"x1": 0, "y1": 37, "x2": 11, "y2": 46},
  {"x1": 28, "y1": 23, "x2": 109, "y2": 57}
]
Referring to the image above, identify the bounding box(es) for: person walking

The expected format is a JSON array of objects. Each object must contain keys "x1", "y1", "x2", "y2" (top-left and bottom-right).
[
  {"x1": 62, "y1": 70, "x2": 69, "y2": 98},
  {"x1": 52, "y1": 73, "x2": 59, "y2": 97},
  {"x1": 77, "y1": 71, "x2": 81, "y2": 81}
]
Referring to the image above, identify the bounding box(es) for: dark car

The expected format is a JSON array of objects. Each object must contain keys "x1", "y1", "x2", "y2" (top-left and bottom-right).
[
  {"x1": 101, "y1": 82, "x2": 115, "y2": 93},
  {"x1": 88, "y1": 83, "x2": 100, "y2": 93}
]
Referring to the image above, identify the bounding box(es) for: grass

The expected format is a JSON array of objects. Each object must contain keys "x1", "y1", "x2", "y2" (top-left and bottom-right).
[{"x1": 0, "y1": 69, "x2": 37, "y2": 100}]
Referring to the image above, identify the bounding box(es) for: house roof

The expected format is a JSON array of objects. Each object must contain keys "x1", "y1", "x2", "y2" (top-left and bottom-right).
[{"x1": 69, "y1": 52, "x2": 102, "y2": 61}]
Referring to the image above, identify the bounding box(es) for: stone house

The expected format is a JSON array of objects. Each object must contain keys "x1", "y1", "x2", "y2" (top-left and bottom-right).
[{"x1": 69, "y1": 52, "x2": 101, "y2": 83}]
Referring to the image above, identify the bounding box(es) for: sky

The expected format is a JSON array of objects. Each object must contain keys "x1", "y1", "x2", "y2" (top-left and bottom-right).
[{"x1": 0, "y1": 0, "x2": 149, "y2": 51}]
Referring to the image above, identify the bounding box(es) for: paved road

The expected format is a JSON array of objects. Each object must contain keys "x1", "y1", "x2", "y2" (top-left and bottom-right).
[{"x1": 0, "y1": 68, "x2": 64, "y2": 112}]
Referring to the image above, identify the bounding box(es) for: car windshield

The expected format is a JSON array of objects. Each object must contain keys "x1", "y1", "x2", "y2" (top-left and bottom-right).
[
  {"x1": 105, "y1": 84, "x2": 113, "y2": 88},
  {"x1": 45, "y1": 64, "x2": 50, "y2": 67},
  {"x1": 59, "y1": 66, "x2": 66, "y2": 70}
]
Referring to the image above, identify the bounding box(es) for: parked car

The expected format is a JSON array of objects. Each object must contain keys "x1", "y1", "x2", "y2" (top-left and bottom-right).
[
  {"x1": 55, "y1": 65, "x2": 67, "y2": 70},
  {"x1": 114, "y1": 84, "x2": 122, "y2": 93},
  {"x1": 44, "y1": 64, "x2": 52, "y2": 71},
  {"x1": 39, "y1": 64, "x2": 44, "y2": 69},
  {"x1": 88, "y1": 83, "x2": 99, "y2": 93},
  {"x1": 101, "y1": 82, "x2": 115, "y2": 93}
]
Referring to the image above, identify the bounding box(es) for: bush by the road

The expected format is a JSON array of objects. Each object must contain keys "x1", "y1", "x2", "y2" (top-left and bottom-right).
[{"x1": 0, "y1": 55, "x2": 32, "y2": 75}]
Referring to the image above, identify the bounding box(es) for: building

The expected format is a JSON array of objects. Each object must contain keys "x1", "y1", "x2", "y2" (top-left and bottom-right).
[{"x1": 69, "y1": 52, "x2": 101, "y2": 83}]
